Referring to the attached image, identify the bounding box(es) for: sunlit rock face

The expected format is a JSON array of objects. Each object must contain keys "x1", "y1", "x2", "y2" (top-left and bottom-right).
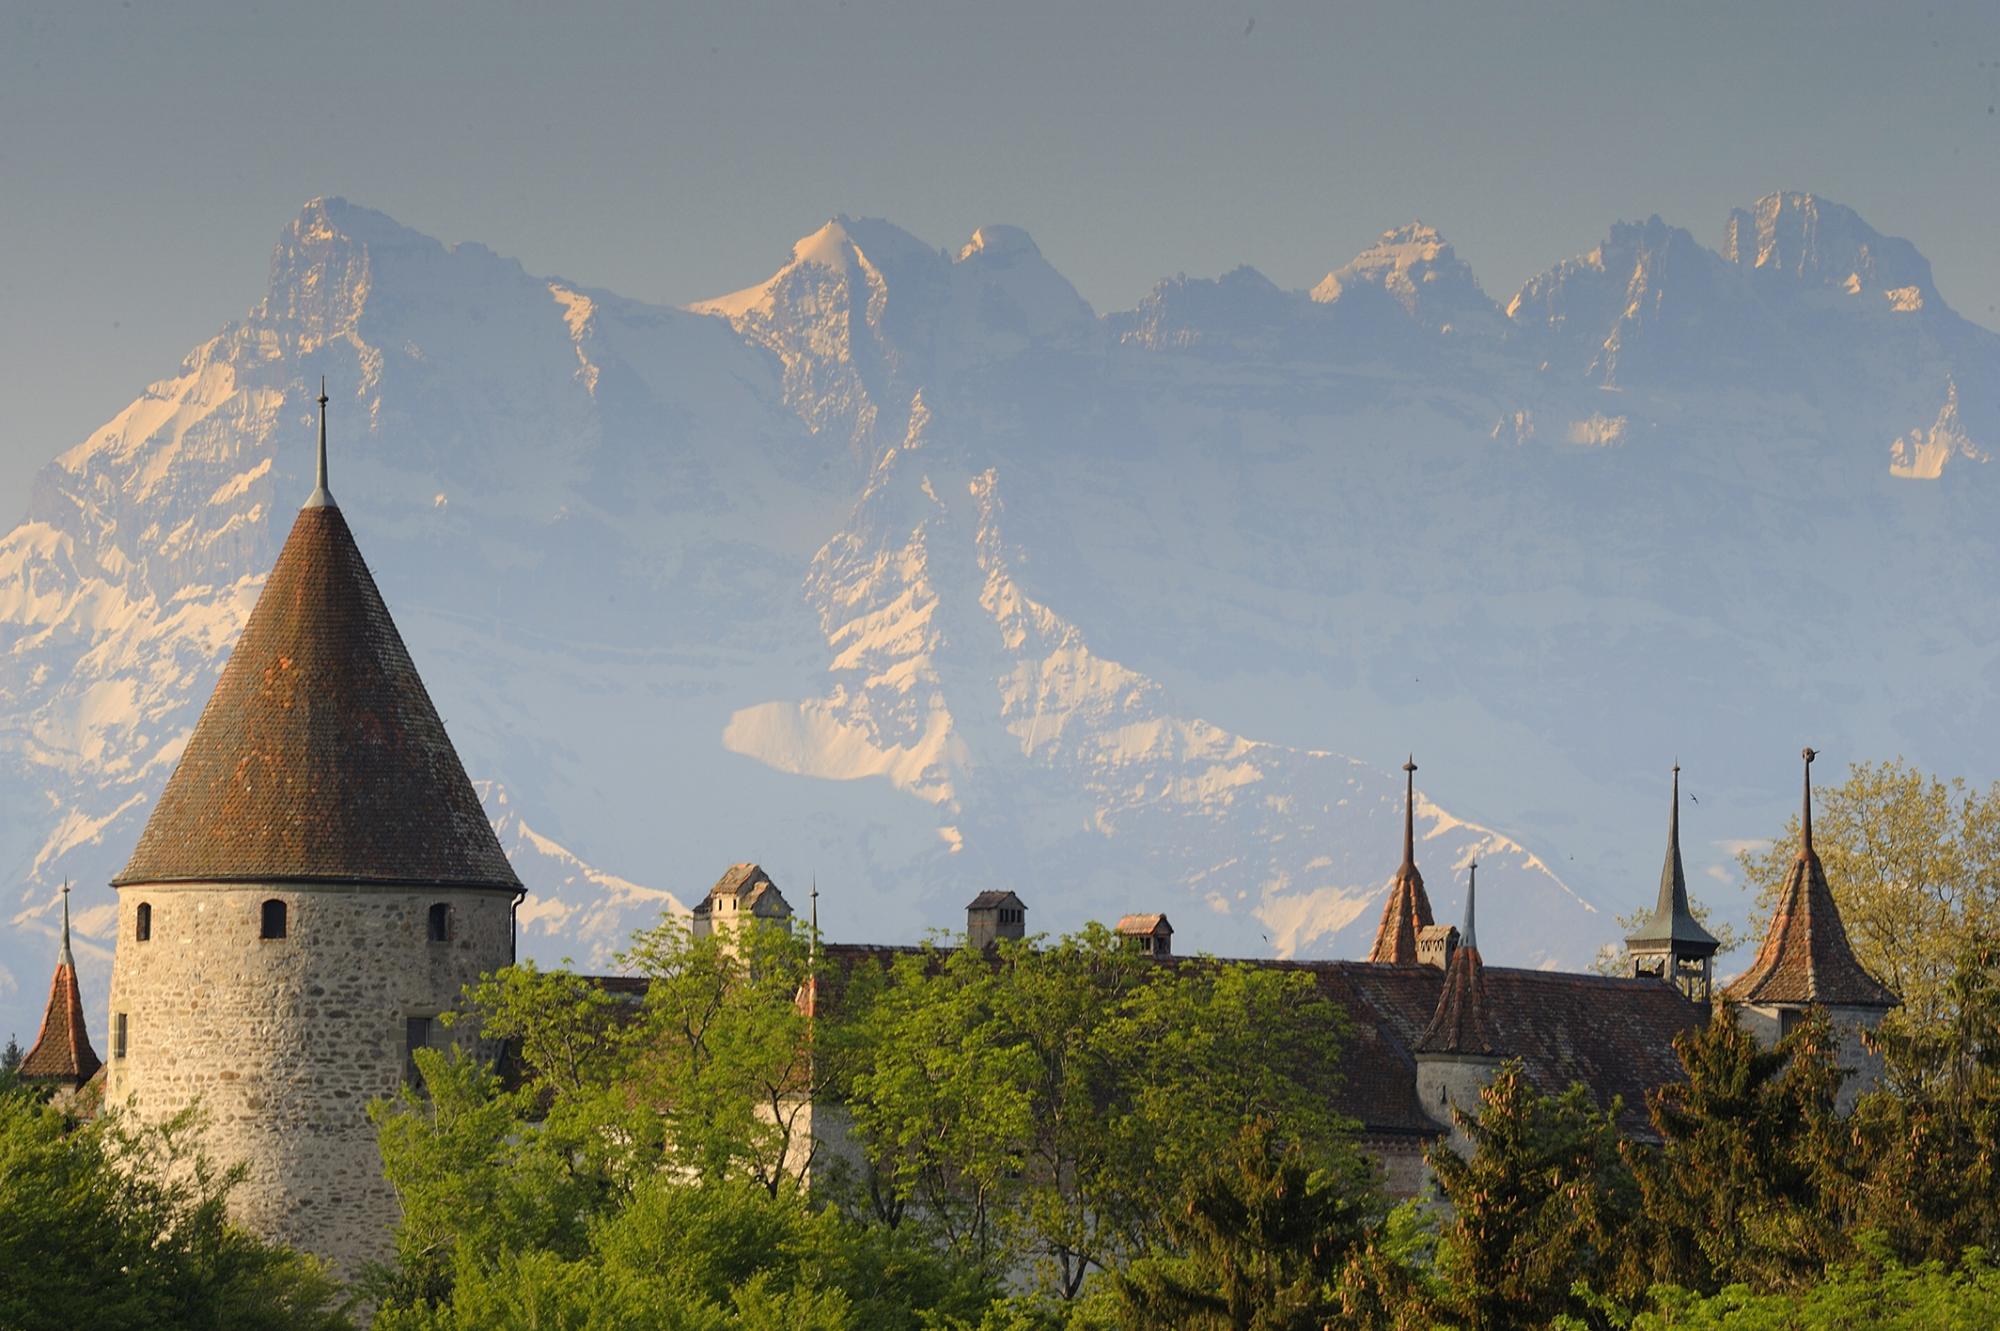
[{"x1": 6, "y1": 190, "x2": 2000, "y2": 1042}]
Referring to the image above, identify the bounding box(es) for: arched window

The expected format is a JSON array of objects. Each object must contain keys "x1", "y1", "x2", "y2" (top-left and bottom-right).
[
  {"x1": 135, "y1": 902, "x2": 152, "y2": 942},
  {"x1": 427, "y1": 902, "x2": 452, "y2": 943},
  {"x1": 260, "y1": 898, "x2": 287, "y2": 940}
]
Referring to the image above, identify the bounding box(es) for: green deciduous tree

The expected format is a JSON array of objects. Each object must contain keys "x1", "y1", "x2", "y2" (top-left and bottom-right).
[
  {"x1": 371, "y1": 1173, "x2": 990, "y2": 1331},
  {"x1": 0, "y1": 1092, "x2": 349, "y2": 1331},
  {"x1": 845, "y1": 927, "x2": 1366, "y2": 1299},
  {"x1": 1736, "y1": 759, "x2": 2000, "y2": 1031}
]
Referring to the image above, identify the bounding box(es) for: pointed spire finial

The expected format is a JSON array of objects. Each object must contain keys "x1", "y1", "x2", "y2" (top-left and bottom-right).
[
  {"x1": 1800, "y1": 746, "x2": 1817, "y2": 858},
  {"x1": 1401, "y1": 754, "x2": 1418, "y2": 868},
  {"x1": 305, "y1": 377, "x2": 335, "y2": 509},
  {"x1": 1670, "y1": 761, "x2": 1681, "y2": 840},
  {"x1": 59, "y1": 879, "x2": 73, "y2": 970},
  {"x1": 1461, "y1": 860, "x2": 1478, "y2": 952}
]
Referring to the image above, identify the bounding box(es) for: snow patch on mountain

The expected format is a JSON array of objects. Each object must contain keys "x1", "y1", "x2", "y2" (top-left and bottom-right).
[{"x1": 1890, "y1": 382, "x2": 1989, "y2": 479}]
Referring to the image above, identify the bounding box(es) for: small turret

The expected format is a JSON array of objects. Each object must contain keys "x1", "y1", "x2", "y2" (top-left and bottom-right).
[
  {"x1": 1626, "y1": 765, "x2": 1720, "y2": 1001},
  {"x1": 1725, "y1": 748, "x2": 1899, "y2": 1110},
  {"x1": 1368, "y1": 756, "x2": 1436, "y2": 964},
  {"x1": 1415, "y1": 861, "x2": 1502, "y2": 1151},
  {"x1": 20, "y1": 883, "x2": 102, "y2": 1106}
]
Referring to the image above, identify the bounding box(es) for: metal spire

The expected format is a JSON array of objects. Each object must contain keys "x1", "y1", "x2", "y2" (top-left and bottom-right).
[
  {"x1": 1799, "y1": 746, "x2": 1817, "y2": 859},
  {"x1": 58, "y1": 879, "x2": 73, "y2": 970},
  {"x1": 1401, "y1": 755, "x2": 1418, "y2": 868},
  {"x1": 304, "y1": 377, "x2": 335, "y2": 509},
  {"x1": 1461, "y1": 860, "x2": 1478, "y2": 953},
  {"x1": 1659, "y1": 762, "x2": 1686, "y2": 913}
]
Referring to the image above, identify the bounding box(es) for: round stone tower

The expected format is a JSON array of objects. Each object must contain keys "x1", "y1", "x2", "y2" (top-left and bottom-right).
[{"x1": 104, "y1": 387, "x2": 522, "y2": 1276}]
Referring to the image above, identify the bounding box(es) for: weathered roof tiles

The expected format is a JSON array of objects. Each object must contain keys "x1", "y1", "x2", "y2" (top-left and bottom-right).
[{"x1": 115, "y1": 397, "x2": 519, "y2": 891}]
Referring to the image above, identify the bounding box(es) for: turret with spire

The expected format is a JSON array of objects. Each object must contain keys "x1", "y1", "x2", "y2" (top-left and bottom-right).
[
  {"x1": 1626, "y1": 764, "x2": 1720, "y2": 1001},
  {"x1": 1413, "y1": 861, "x2": 1502, "y2": 1150},
  {"x1": 1368, "y1": 756, "x2": 1439, "y2": 964},
  {"x1": 1724, "y1": 748, "x2": 1898, "y2": 1109},
  {"x1": 1725, "y1": 748, "x2": 1896, "y2": 1013},
  {"x1": 20, "y1": 882, "x2": 102, "y2": 1101}
]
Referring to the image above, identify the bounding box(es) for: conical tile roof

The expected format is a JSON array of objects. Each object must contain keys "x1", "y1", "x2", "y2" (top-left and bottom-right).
[
  {"x1": 1368, "y1": 757, "x2": 1435, "y2": 964},
  {"x1": 115, "y1": 408, "x2": 519, "y2": 891},
  {"x1": 1416, "y1": 861, "x2": 1495, "y2": 1055},
  {"x1": 1724, "y1": 749, "x2": 1895, "y2": 1009},
  {"x1": 21, "y1": 888, "x2": 101, "y2": 1086}
]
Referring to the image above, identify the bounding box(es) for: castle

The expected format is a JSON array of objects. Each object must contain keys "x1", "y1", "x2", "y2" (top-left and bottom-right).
[{"x1": 19, "y1": 394, "x2": 1899, "y2": 1274}]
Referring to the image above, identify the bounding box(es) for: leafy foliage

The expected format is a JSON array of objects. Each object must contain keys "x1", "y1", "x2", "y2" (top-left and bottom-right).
[
  {"x1": 0, "y1": 1091, "x2": 349, "y2": 1331},
  {"x1": 1622, "y1": 1007, "x2": 1854, "y2": 1296},
  {"x1": 1428, "y1": 1061, "x2": 1635, "y2": 1329},
  {"x1": 844, "y1": 926, "x2": 1367, "y2": 1297},
  {"x1": 1847, "y1": 934, "x2": 2000, "y2": 1260},
  {"x1": 1107, "y1": 1117, "x2": 1375, "y2": 1331}
]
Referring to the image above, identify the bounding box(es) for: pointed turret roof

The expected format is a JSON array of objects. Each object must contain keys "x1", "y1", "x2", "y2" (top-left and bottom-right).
[
  {"x1": 1416, "y1": 861, "x2": 1495, "y2": 1055},
  {"x1": 114, "y1": 391, "x2": 519, "y2": 890},
  {"x1": 1724, "y1": 749, "x2": 1896, "y2": 1009},
  {"x1": 1626, "y1": 765, "x2": 1720, "y2": 952},
  {"x1": 20, "y1": 885, "x2": 102, "y2": 1087},
  {"x1": 1368, "y1": 756, "x2": 1435, "y2": 964}
]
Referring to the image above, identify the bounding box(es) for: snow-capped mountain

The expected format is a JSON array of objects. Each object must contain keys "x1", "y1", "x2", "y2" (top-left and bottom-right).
[{"x1": 3, "y1": 192, "x2": 1996, "y2": 1044}]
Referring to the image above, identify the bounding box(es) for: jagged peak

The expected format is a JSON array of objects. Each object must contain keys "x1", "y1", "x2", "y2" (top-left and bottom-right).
[
  {"x1": 284, "y1": 196, "x2": 440, "y2": 256},
  {"x1": 1723, "y1": 190, "x2": 1938, "y2": 308},
  {"x1": 1311, "y1": 218, "x2": 1499, "y2": 338},
  {"x1": 956, "y1": 224, "x2": 1041, "y2": 263},
  {"x1": 693, "y1": 214, "x2": 940, "y2": 319},
  {"x1": 1312, "y1": 218, "x2": 1477, "y2": 303}
]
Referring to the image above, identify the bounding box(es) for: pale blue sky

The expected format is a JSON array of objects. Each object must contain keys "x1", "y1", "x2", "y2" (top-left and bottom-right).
[{"x1": 4, "y1": 0, "x2": 1999, "y2": 505}]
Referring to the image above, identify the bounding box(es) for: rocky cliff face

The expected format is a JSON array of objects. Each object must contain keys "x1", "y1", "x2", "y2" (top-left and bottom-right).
[{"x1": 3, "y1": 192, "x2": 1995, "y2": 1041}]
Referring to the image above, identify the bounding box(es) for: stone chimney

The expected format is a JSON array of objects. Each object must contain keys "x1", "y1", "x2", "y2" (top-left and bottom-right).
[
  {"x1": 1416, "y1": 923, "x2": 1459, "y2": 970},
  {"x1": 1115, "y1": 913, "x2": 1174, "y2": 957},
  {"x1": 966, "y1": 891, "x2": 1027, "y2": 949}
]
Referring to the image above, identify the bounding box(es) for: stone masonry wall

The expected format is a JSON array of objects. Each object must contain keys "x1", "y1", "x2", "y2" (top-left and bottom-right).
[
  {"x1": 1736, "y1": 1001, "x2": 1888, "y2": 1114},
  {"x1": 1414, "y1": 1053, "x2": 1501, "y2": 1157},
  {"x1": 105, "y1": 882, "x2": 515, "y2": 1277}
]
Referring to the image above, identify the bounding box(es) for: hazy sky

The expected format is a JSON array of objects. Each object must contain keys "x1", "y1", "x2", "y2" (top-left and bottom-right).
[{"x1": 4, "y1": 0, "x2": 1999, "y2": 506}]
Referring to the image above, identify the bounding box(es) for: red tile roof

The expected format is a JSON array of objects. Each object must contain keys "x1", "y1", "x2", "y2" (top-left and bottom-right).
[
  {"x1": 1414, "y1": 945, "x2": 1495, "y2": 1056},
  {"x1": 21, "y1": 936, "x2": 100, "y2": 1087},
  {"x1": 114, "y1": 501, "x2": 519, "y2": 890},
  {"x1": 1367, "y1": 760, "x2": 1434, "y2": 964},
  {"x1": 1724, "y1": 750, "x2": 1896, "y2": 1009},
  {"x1": 1724, "y1": 847, "x2": 1896, "y2": 1007}
]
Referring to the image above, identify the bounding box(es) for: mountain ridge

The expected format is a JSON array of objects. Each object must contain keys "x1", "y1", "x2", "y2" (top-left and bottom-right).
[{"x1": 2, "y1": 189, "x2": 1995, "y2": 1044}]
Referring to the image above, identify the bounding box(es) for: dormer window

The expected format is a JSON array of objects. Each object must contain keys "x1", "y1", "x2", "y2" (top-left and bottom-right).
[
  {"x1": 135, "y1": 902, "x2": 152, "y2": 942},
  {"x1": 427, "y1": 902, "x2": 453, "y2": 943},
  {"x1": 260, "y1": 898, "x2": 288, "y2": 940}
]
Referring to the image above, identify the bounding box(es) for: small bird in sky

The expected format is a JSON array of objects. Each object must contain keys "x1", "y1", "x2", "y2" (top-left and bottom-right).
[{"x1": 1243, "y1": 16, "x2": 1255, "y2": 36}]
